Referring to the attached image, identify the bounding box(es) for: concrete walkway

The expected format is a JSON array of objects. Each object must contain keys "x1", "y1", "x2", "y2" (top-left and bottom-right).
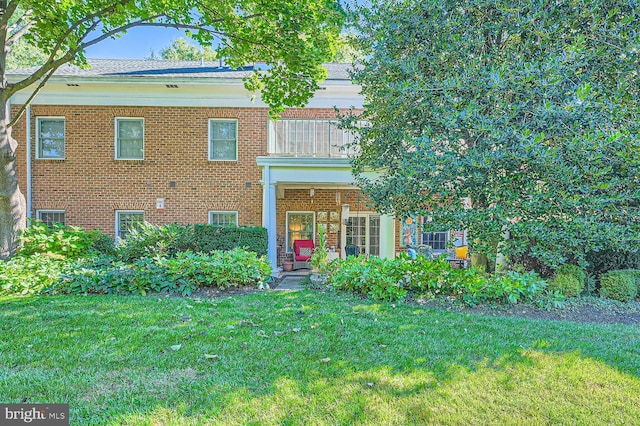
[{"x1": 274, "y1": 275, "x2": 305, "y2": 291}]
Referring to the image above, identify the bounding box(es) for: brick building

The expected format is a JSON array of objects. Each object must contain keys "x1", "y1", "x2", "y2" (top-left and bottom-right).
[{"x1": 8, "y1": 59, "x2": 462, "y2": 272}]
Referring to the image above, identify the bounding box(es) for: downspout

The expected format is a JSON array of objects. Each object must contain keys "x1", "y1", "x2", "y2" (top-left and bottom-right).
[{"x1": 26, "y1": 105, "x2": 32, "y2": 219}]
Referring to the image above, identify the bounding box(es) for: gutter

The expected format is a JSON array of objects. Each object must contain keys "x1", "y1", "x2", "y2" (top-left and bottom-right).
[{"x1": 26, "y1": 105, "x2": 32, "y2": 219}]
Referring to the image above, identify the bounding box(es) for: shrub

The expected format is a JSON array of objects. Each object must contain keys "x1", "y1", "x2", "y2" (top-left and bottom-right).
[
  {"x1": 0, "y1": 255, "x2": 71, "y2": 295},
  {"x1": 88, "y1": 230, "x2": 117, "y2": 256},
  {"x1": 548, "y1": 274, "x2": 580, "y2": 297},
  {"x1": 328, "y1": 255, "x2": 553, "y2": 306},
  {"x1": 19, "y1": 221, "x2": 114, "y2": 259},
  {"x1": 117, "y1": 223, "x2": 190, "y2": 261},
  {"x1": 547, "y1": 264, "x2": 585, "y2": 297},
  {"x1": 55, "y1": 248, "x2": 272, "y2": 296},
  {"x1": 328, "y1": 256, "x2": 408, "y2": 302},
  {"x1": 618, "y1": 270, "x2": 640, "y2": 289},
  {"x1": 117, "y1": 223, "x2": 268, "y2": 261},
  {"x1": 191, "y1": 225, "x2": 267, "y2": 256},
  {"x1": 159, "y1": 248, "x2": 272, "y2": 290},
  {"x1": 55, "y1": 255, "x2": 182, "y2": 296},
  {"x1": 586, "y1": 249, "x2": 640, "y2": 278},
  {"x1": 599, "y1": 271, "x2": 637, "y2": 302},
  {"x1": 557, "y1": 264, "x2": 586, "y2": 287}
]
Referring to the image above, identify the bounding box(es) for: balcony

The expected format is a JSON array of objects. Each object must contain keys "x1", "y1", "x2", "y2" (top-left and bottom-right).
[{"x1": 267, "y1": 119, "x2": 364, "y2": 158}]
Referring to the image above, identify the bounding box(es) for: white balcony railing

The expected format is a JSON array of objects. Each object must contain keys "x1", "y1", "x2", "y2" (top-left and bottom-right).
[{"x1": 268, "y1": 119, "x2": 364, "y2": 158}]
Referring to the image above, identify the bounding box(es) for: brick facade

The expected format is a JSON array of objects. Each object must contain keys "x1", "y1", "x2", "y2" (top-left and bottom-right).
[
  {"x1": 13, "y1": 104, "x2": 273, "y2": 233},
  {"x1": 12, "y1": 104, "x2": 396, "y2": 262}
]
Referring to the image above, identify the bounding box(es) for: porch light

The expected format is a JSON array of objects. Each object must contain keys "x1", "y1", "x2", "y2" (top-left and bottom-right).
[{"x1": 341, "y1": 204, "x2": 350, "y2": 225}]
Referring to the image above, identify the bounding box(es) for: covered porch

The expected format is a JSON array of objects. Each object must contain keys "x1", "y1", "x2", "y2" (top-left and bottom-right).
[{"x1": 257, "y1": 157, "x2": 397, "y2": 275}]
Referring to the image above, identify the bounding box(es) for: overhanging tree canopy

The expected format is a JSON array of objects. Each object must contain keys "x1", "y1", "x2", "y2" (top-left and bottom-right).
[
  {"x1": 347, "y1": 0, "x2": 640, "y2": 271},
  {"x1": 0, "y1": 0, "x2": 344, "y2": 258},
  {"x1": 153, "y1": 37, "x2": 218, "y2": 61}
]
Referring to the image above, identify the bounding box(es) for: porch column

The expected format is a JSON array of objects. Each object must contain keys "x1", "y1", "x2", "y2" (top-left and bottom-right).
[
  {"x1": 262, "y1": 165, "x2": 278, "y2": 276},
  {"x1": 379, "y1": 214, "x2": 396, "y2": 259}
]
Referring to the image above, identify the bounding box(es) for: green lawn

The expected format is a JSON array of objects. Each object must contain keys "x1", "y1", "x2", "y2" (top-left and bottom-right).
[{"x1": 1, "y1": 291, "x2": 639, "y2": 425}]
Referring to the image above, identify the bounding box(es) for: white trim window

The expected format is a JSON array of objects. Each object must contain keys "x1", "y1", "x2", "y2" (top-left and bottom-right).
[
  {"x1": 36, "y1": 210, "x2": 65, "y2": 227},
  {"x1": 422, "y1": 230, "x2": 448, "y2": 252},
  {"x1": 209, "y1": 119, "x2": 238, "y2": 161},
  {"x1": 115, "y1": 118, "x2": 144, "y2": 160},
  {"x1": 286, "y1": 211, "x2": 315, "y2": 252},
  {"x1": 208, "y1": 211, "x2": 238, "y2": 226},
  {"x1": 36, "y1": 117, "x2": 65, "y2": 159},
  {"x1": 115, "y1": 210, "x2": 144, "y2": 240}
]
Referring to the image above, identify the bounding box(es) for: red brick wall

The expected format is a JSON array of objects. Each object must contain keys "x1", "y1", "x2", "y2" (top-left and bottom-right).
[
  {"x1": 11, "y1": 104, "x2": 383, "y2": 259},
  {"x1": 11, "y1": 104, "x2": 286, "y2": 235}
]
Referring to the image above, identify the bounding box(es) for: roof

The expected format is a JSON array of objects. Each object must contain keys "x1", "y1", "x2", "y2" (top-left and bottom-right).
[{"x1": 8, "y1": 59, "x2": 354, "y2": 81}]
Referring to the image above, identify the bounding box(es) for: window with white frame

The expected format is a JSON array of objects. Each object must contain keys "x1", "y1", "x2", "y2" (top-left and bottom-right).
[
  {"x1": 36, "y1": 210, "x2": 65, "y2": 227},
  {"x1": 421, "y1": 216, "x2": 449, "y2": 251},
  {"x1": 209, "y1": 119, "x2": 237, "y2": 161},
  {"x1": 422, "y1": 230, "x2": 448, "y2": 252},
  {"x1": 115, "y1": 118, "x2": 144, "y2": 160},
  {"x1": 115, "y1": 210, "x2": 144, "y2": 240},
  {"x1": 208, "y1": 211, "x2": 238, "y2": 226},
  {"x1": 286, "y1": 212, "x2": 315, "y2": 252},
  {"x1": 36, "y1": 117, "x2": 65, "y2": 159}
]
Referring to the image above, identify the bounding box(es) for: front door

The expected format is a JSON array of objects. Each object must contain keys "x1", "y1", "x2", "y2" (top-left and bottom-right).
[{"x1": 345, "y1": 214, "x2": 380, "y2": 256}]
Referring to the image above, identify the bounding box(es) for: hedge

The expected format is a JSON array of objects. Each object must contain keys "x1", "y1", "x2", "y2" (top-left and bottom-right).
[
  {"x1": 117, "y1": 223, "x2": 267, "y2": 261},
  {"x1": 191, "y1": 224, "x2": 267, "y2": 255}
]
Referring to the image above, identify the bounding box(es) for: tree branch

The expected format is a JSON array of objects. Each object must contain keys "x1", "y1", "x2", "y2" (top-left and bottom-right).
[
  {"x1": 5, "y1": 4, "x2": 275, "y2": 113},
  {"x1": 7, "y1": 65, "x2": 59, "y2": 128},
  {"x1": 7, "y1": 7, "x2": 31, "y2": 34},
  {"x1": 127, "y1": 21, "x2": 271, "y2": 50},
  {"x1": 5, "y1": 18, "x2": 34, "y2": 47},
  {"x1": 39, "y1": 0, "x2": 133, "y2": 70},
  {"x1": 0, "y1": 0, "x2": 20, "y2": 32}
]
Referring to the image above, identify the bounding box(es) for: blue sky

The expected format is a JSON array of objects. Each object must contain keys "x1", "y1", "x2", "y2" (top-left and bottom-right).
[{"x1": 85, "y1": 27, "x2": 192, "y2": 59}]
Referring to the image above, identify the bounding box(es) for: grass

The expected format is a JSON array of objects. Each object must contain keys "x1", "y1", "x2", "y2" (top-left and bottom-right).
[{"x1": 1, "y1": 290, "x2": 639, "y2": 425}]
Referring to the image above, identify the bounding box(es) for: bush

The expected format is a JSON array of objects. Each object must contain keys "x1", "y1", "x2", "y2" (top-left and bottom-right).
[
  {"x1": 0, "y1": 255, "x2": 71, "y2": 295},
  {"x1": 599, "y1": 270, "x2": 637, "y2": 302},
  {"x1": 548, "y1": 274, "x2": 581, "y2": 297},
  {"x1": 159, "y1": 248, "x2": 272, "y2": 290},
  {"x1": 547, "y1": 264, "x2": 585, "y2": 297},
  {"x1": 55, "y1": 248, "x2": 272, "y2": 296},
  {"x1": 191, "y1": 225, "x2": 267, "y2": 256},
  {"x1": 618, "y1": 270, "x2": 640, "y2": 289},
  {"x1": 56, "y1": 255, "x2": 181, "y2": 296},
  {"x1": 328, "y1": 255, "x2": 555, "y2": 306},
  {"x1": 19, "y1": 221, "x2": 114, "y2": 259},
  {"x1": 328, "y1": 256, "x2": 408, "y2": 302},
  {"x1": 586, "y1": 249, "x2": 640, "y2": 278},
  {"x1": 557, "y1": 264, "x2": 586, "y2": 287},
  {"x1": 117, "y1": 223, "x2": 268, "y2": 261},
  {"x1": 116, "y1": 223, "x2": 190, "y2": 261}
]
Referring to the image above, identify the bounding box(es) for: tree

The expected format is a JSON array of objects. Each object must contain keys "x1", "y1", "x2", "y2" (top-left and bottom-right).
[
  {"x1": 346, "y1": 0, "x2": 640, "y2": 272},
  {"x1": 150, "y1": 37, "x2": 217, "y2": 61},
  {"x1": 332, "y1": 33, "x2": 362, "y2": 63},
  {"x1": 0, "y1": 0, "x2": 344, "y2": 258},
  {"x1": 5, "y1": 37, "x2": 47, "y2": 69}
]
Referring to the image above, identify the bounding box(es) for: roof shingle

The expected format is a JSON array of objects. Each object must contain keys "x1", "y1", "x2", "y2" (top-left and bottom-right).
[{"x1": 8, "y1": 59, "x2": 353, "y2": 81}]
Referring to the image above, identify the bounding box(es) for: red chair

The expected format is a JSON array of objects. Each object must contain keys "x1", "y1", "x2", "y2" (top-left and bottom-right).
[{"x1": 293, "y1": 239, "x2": 314, "y2": 270}]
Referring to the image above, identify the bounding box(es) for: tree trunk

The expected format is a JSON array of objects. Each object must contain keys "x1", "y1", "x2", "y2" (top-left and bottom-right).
[{"x1": 0, "y1": 101, "x2": 26, "y2": 259}]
